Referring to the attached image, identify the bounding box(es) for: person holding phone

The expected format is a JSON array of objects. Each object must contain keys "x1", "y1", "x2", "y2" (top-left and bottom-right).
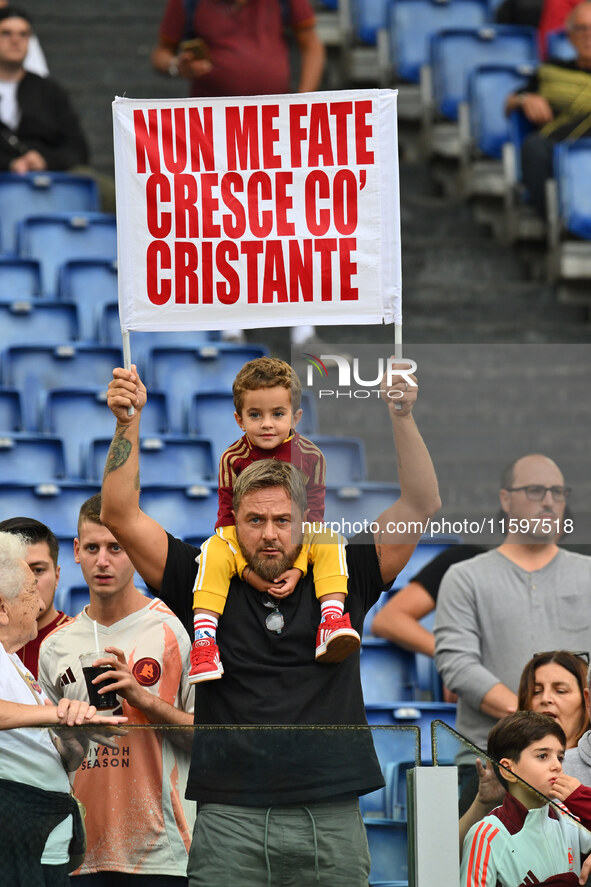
[
  {"x1": 151, "y1": 0, "x2": 325, "y2": 98},
  {"x1": 151, "y1": 0, "x2": 326, "y2": 346}
]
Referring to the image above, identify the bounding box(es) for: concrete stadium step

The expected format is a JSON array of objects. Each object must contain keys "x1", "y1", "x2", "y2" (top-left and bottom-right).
[{"x1": 402, "y1": 240, "x2": 526, "y2": 283}]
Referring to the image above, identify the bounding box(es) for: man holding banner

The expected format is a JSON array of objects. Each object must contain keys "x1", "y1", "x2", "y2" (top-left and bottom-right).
[{"x1": 100, "y1": 361, "x2": 440, "y2": 885}]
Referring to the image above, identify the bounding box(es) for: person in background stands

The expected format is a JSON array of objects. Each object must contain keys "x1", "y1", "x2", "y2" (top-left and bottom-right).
[
  {"x1": 505, "y1": 0, "x2": 591, "y2": 215},
  {"x1": 0, "y1": 517, "x2": 69, "y2": 679},
  {"x1": 0, "y1": 5, "x2": 115, "y2": 210},
  {"x1": 151, "y1": 0, "x2": 325, "y2": 346}
]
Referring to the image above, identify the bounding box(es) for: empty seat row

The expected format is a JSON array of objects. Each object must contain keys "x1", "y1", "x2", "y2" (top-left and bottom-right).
[
  {"x1": 0, "y1": 262, "x2": 224, "y2": 350},
  {"x1": 0, "y1": 343, "x2": 269, "y2": 432},
  {"x1": 0, "y1": 432, "x2": 218, "y2": 484},
  {"x1": 0, "y1": 172, "x2": 100, "y2": 256}
]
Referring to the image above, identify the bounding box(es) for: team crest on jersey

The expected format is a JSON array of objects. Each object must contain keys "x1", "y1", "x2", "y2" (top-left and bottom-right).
[{"x1": 132, "y1": 657, "x2": 161, "y2": 686}]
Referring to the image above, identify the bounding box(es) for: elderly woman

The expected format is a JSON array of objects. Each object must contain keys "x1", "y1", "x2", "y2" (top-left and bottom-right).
[{"x1": 0, "y1": 531, "x2": 126, "y2": 887}]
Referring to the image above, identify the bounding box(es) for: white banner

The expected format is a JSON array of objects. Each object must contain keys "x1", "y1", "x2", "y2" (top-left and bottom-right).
[{"x1": 112, "y1": 89, "x2": 401, "y2": 332}]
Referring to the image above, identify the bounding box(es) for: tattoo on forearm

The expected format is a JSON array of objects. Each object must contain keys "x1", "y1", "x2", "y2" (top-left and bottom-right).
[
  {"x1": 134, "y1": 470, "x2": 140, "y2": 491},
  {"x1": 103, "y1": 425, "x2": 132, "y2": 479}
]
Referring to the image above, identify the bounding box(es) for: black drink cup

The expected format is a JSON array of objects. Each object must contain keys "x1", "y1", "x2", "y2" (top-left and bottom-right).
[{"x1": 79, "y1": 651, "x2": 118, "y2": 710}]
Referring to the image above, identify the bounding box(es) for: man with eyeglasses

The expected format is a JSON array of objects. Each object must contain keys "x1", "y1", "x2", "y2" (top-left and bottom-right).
[
  {"x1": 100, "y1": 362, "x2": 441, "y2": 886},
  {"x1": 505, "y1": 0, "x2": 591, "y2": 215},
  {"x1": 435, "y1": 453, "x2": 591, "y2": 811}
]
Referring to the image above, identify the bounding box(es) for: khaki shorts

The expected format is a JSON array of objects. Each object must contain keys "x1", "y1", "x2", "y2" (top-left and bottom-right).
[{"x1": 188, "y1": 798, "x2": 371, "y2": 887}]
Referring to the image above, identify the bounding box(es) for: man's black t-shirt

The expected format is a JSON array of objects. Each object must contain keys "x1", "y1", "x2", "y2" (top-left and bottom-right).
[{"x1": 156, "y1": 532, "x2": 387, "y2": 805}]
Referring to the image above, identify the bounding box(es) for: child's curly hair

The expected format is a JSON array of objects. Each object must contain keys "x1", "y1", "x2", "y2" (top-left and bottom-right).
[{"x1": 232, "y1": 357, "x2": 302, "y2": 415}]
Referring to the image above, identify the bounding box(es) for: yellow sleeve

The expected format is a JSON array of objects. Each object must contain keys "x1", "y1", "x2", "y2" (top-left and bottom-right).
[
  {"x1": 193, "y1": 528, "x2": 241, "y2": 615},
  {"x1": 306, "y1": 526, "x2": 349, "y2": 600}
]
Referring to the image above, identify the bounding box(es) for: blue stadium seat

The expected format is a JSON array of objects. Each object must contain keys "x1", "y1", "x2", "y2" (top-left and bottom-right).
[
  {"x1": 182, "y1": 535, "x2": 206, "y2": 552},
  {"x1": 365, "y1": 702, "x2": 457, "y2": 762},
  {"x1": 186, "y1": 392, "x2": 242, "y2": 464},
  {"x1": 55, "y1": 584, "x2": 90, "y2": 617},
  {"x1": 430, "y1": 26, "x2": 538, "y2": 120},
  {"x1": 2, "y1": 344, "x2": 122, "y2": 432},
  {"x1": 554, "y1": 138, "x2": 591, "y2": 240},
  {"x1": 145, "y1": 344, "x2": 269, "y2": 433},
  {"x1": 360, "y1": 725, "x2": 420, "y2": 819},
  {"x1": 383, "y1": 760, "x2": 415, "y2": 821},
  {"x1": 17, "y1": 212, "x2": 117, "y2": 296},
  {"x1": 507, "y1": 107, "x2": 536, "y2": 183},
  {"x1": 414, "y1": 609, "x2": 445, "y2": 701},
  {"x1": 98, "y1": 301, "x2": 215, "y2": 358},
  {"x1": 0, "y1": 434, "x2": 66, "y2": 482},
  {"x1": 0, "y1": 388, "x2": 23, "y2": 431},
  {"x1": 138, "y1": 483, "x2": 219, "y2": 539},
  {"x1": 323, "y1": 481, "x2": 401, "y2": 529},
  {"x1": 360, "y1": 637, "x2": 418, "y2": 704},
  {"x1": 0, "y1": 481, "x2": 100, "y2": 535},
  {"x1": 0, "y1": 173, "x2": 99, "y2": 256},
  {"x1": 388, "y1": 0, "x2": 488, "y2": 83},
  {"x1": 309, "y1": 435, "x2": 367, "y2": 484},
  {"x1": 391, "y1": 535, "x2": 462, "y2": 590},
  {"x1": 0, "y1": 258, "x2": 42, "y2": 301},
  {"x1": 363, "y1": 588, "x2": 394, "y2": 638},
  {"x1": 350, "y1": 0, "x2": 390, "y2": 43},
  {"x1": 86, "y1": 435, "x2": 216, "y2": 484},
  {"x1": 298, "y1": 390, "x2": 319, "y2": 435},
  {"x1": 0, "y1": 300, "x2": 79, "y2": 350},
  {"x1": 41, "y1": 387, "x2": 169, "y2": 478},
  {"x1": 58, "y1": 259, "x2": 118, "y2": 341},
  {"x1": 546, "y1": 28, "x2": 576, "y2": 61},
  {"x1": 467, "y1": 64, "x2": 533, "y2": 158},
  {"x1": 364, "y1": 818, "x2": 409, "y2": 884},
  {"x1": 54, "y1": 536, "x2": 80, "y2": 596}
]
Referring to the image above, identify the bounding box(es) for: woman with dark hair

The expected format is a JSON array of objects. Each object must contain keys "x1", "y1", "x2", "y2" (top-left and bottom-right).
[{"x1": 518, "y1": 650, "x2": 589, "y2": 749}]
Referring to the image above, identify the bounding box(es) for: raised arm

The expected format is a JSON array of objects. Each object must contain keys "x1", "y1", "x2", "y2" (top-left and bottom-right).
[
  {"x1": 373, "y1": 363, "x2": 441, "y2": 585},
  {"x1": 371, "y1": 581, "x2": 436, "y2": 656},
  {"x1": 101, "y1": 366, "x2": 169, "y2": 591}
]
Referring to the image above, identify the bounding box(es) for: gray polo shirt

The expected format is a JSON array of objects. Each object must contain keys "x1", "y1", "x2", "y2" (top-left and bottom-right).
[
  {"x1": 564, "y1": 731, "x2": 591, "y2": 783},
  {"x1": 434, "y1": 548, "x2": 591, "y2": 753}
]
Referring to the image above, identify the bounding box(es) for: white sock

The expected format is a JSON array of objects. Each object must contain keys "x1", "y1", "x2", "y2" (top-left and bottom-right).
[
  {"x1": 194, "y1": 614, "x2": 218, "y2": 640},
  {"x1": 320, "y1": 600, "x2": 344, "y2": 622}
]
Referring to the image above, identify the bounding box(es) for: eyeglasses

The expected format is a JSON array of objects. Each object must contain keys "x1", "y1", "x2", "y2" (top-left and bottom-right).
[
  {"x1": 571, "y1": 23, "x2": 591, "y2": 32},
  {"x1": 533, "y1": 650, "x2": 590, "y2": 664},
  {"x1": 505, "y1": 485, "x2": 571, "y2": 502},
  {"x1": 262, "y1": 595, "x2": 284, "y2": 634}
]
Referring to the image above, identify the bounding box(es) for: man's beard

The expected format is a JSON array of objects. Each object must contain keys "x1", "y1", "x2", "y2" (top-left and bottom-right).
[
  {"x1": 236, "y1": 529, "x2": 302, "y2": 581},
  {"x1": 250, "y1": 545, "x2": 302, "y2": 580}
]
